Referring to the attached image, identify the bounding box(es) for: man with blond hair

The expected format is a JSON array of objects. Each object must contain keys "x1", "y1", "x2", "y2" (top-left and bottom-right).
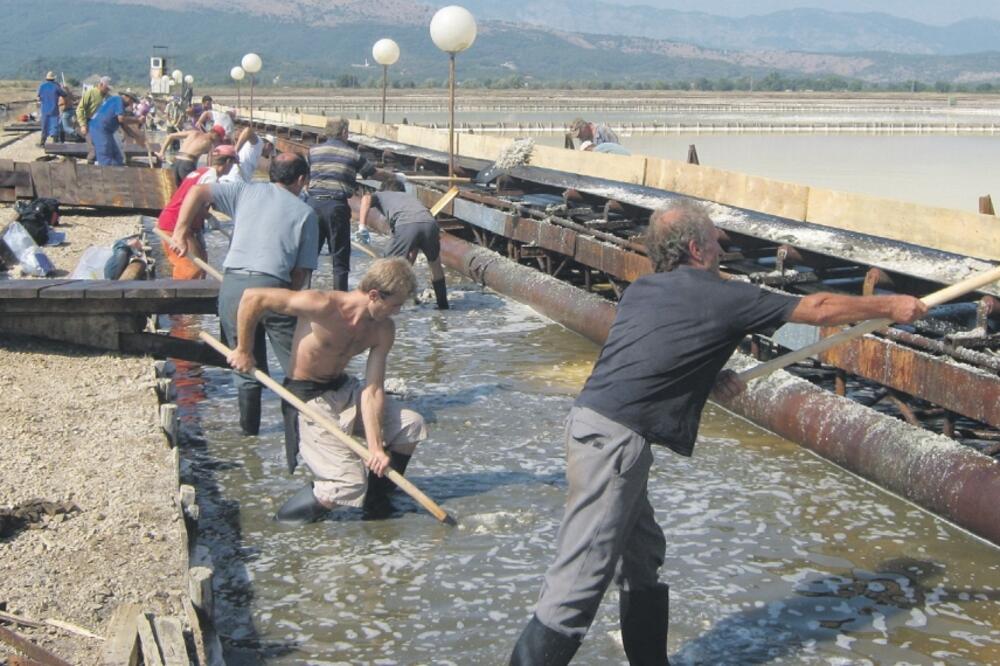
[{"x1": 227, "y1": 257, "x2": 428, "y2": 522}]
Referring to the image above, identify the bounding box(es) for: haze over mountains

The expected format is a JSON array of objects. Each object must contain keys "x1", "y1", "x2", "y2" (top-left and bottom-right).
[{"x1": 4, "y1": 0, "x2": 1000, "y2": 86}]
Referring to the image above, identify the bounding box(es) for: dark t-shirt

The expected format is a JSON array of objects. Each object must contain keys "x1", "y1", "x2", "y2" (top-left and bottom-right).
[
  {"x1": 575, "y1": 266, "x2": 800, "y2": 456},
  {"x1": 372, "y1": 192, "x2": 434, "y2": 230}
]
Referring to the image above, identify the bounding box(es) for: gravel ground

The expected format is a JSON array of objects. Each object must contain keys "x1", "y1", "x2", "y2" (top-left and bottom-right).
[{"x1": 0, "y1": 133, "x2": 188, "y2": 664}]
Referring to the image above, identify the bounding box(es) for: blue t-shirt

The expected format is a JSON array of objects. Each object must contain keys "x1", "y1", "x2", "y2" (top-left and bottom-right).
[
  {"x1": 211, "y1": 181, "x2": 319, "y2": 282},
  {"x1": 91, "y1": 95, "x2": 125, "y2": 134},
  {"x1": 37, "y1": 81, "x2": 65, "y2": 116},
  {"x1": 576, "y1": 266, "x2": 800, "y2": 456}
]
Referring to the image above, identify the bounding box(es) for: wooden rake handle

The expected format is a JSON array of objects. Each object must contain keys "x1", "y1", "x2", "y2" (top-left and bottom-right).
[
  {"x1": 199, "y1": 331, "x2": 455, "y2": 524},
  {"x1": 153, "y1": 227, "x2": 224, "y2": 281},
  {"x1": 738, "y1": 264, "x2": 1000, "y2": 383}
]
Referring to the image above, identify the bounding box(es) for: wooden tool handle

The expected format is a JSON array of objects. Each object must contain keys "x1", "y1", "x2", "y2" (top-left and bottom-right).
[
  {"x1": 153, "y1": 226, "x2": 224, "y2": 281},
  {"x1": 199, "y1": 331, "x2": 455, "y2": 524},
  {"x1": 738, "y1": 264, "x2": 1000, "y2": 383}
]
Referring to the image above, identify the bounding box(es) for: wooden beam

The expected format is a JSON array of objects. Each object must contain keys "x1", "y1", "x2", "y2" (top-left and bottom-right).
[
  {"x1": 100, "y1": 603, "x2": 141, "y2": 666},
  {"x1": 0, "y1": 624, "x2": 73, "y2": 666},
  {"x1": 152, "y1": 617, "x2": 188, "y2": 666}
]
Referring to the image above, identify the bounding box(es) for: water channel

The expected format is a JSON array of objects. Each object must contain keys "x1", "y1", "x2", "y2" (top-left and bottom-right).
[{"x1": 175, "y1": 109, "x2": 1000, "y2": 664}]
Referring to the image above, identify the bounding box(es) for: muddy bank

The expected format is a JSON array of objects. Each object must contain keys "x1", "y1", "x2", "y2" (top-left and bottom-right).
[{"x1": 0, "y1": 133, "x2": 187, "y2": 664}]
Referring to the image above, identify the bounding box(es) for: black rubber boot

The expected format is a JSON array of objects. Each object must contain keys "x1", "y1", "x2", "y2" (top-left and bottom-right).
[
  {"x1": 509, "y1": 615, "x2": 581, "y2": 666},
  {"x1": 275, "y1": 484, "x2": 328, "y2": 524},
  {"x1": 362, "y1": 452, "x2": 411, "y2": 519},
  {"x1": 620, "y1": 583, "x2": 670, "y2": 666},
  {"x1": 432, "y1": 278, "x2": 449, "y2": 310},
  {"x1": 238, "y1": 385, "x2": 262, "y2": 436}
]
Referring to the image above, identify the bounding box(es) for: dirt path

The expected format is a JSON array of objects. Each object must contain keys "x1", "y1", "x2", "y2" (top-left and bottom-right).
[{"x1": 0, "y1": 133, "x2": 188, "y2": 664}]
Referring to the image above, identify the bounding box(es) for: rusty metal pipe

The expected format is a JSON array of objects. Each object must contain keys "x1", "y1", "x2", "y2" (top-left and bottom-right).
[{"x1": 436, "y1": 232, "x2": 1000, "y2": 547}]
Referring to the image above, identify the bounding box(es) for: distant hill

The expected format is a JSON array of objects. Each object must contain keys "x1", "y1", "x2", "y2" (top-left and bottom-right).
[
  {"x1": 434, "y1": 1, "x2": 1000, "y2": 56},
  {"x1": 4, "y1": 0, "x2": 1000, "y2": 88}
]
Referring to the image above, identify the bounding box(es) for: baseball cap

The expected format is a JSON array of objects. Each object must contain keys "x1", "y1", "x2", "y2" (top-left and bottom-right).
[
  {"x1": 212, "y1": 144, "x2": 239, "y2": 162},
  {"x1": 211, "y1": 125, "x2": 227, "y2": 139},
  {"x1": 263, "y1": 133, "x2": 276, "y2": 145},
  {"x1": 45, "y1": 71, "x2": 55, "y2": 81}
]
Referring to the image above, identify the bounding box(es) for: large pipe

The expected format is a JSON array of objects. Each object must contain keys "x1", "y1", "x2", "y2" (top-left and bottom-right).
[{"x1": 436, "y1": 231, "x2": 1000, "y2": 547}]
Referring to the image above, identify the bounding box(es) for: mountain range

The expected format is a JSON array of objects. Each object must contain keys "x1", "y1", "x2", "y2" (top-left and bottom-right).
[{"x1": 4, "y1": 0, "x2": 1000, "y2": 86}]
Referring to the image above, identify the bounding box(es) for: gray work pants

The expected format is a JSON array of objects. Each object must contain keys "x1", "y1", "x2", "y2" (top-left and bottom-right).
[
  {"x1": 533, "y1": 406, "x2": 666, "y2": 640},
  {"x1": 218, "y1": 271, "x2": 296, "y2": 392}
]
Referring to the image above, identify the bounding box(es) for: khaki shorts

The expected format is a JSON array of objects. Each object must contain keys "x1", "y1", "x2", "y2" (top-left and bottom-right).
[{"x1": 298, "y1": 375, "x2": 428, "y2": 507}]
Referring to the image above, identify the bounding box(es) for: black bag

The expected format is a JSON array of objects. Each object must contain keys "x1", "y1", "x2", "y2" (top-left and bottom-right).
[{"x1": 14, "y1": 197, "x2": 61, "y2": 245}]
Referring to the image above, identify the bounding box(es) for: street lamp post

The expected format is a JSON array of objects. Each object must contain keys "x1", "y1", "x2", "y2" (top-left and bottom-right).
[
  {"x1": 231, "y1": 66, "x2": 245, "y2": 111},
  {"x1": 372, "y1": 38, "x2": 400, "y2": 125},
  {"x1": 241, "y1": 53, "x2": 262, "y2": 125},
  {"x1": 430, "y1": 6, "x2": 476, "y2": 178}
]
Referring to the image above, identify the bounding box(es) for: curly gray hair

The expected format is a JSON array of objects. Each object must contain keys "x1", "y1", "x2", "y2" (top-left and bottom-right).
[{"x1": 644, "y1": 201, "x2": 713, "y2": 273}]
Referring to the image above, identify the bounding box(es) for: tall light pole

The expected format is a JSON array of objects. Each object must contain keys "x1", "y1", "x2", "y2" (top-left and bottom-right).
[
  {"x1": 242, "y1": 53, "x2": 262, "y2": 125},
  {"x1": 372, "y1": 38, "x2": 400, "y2": 125},
  {"x1": 231, "y1": 65, "x2": 245, "y2": 111},
  {"x1": 430, "y1": 6, "x2": 476, "y2": 178}
]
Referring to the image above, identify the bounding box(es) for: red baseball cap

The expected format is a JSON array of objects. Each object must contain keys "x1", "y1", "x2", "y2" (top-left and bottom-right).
[{"x1": 211, "y1": 125, "x2": 227, "y2": 139}]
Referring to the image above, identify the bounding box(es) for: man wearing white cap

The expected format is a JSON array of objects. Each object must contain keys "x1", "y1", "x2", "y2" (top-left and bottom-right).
[
  {"x1": 220, "y1": 126, "x2": 275, "y2": 183},
  {"x1": 37, "y1": 72, "x2": 67, "y2": 146}
]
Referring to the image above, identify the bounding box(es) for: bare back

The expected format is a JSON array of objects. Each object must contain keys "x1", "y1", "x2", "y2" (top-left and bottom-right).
[
  {"x1": 178, "y1": 131, "x2": 214, "y2": 158},
  {"x1": 288, "y1": 292, "x2": 392, "y2": 381}
]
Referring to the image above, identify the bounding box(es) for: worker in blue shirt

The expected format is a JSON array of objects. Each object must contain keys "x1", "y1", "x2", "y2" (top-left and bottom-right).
[
  {"x1": 37, "y1": 72, "x2": 67, "y2": 147},
  {"x1": 89, "y1": 93, "x2": 146, "y2": 166}
]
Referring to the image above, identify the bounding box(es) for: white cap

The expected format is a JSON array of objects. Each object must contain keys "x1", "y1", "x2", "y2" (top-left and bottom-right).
[
  {"x1": 263, "y1": 133, "x2": 276, "y2": 144},
  {"x1": 579, "y1": 140, "x2": 594, "y2": 151}
]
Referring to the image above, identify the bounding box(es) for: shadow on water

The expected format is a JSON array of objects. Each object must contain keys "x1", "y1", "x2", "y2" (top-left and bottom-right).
[
  {"x1": 672, "y1": 557, "x2": 1000, "y2": 665},
  {"x1": 168, "y1": 315, "x2": 297, "y2": 665}
]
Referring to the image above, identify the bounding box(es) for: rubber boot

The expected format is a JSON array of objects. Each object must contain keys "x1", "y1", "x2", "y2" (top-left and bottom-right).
[
  {"x1": 432, "y1": 278, "x2": 449, "y2": 310},
  {"x1": 509, "y1": 615, "x2": 581, "y2": 666},
  {"x1": 275, "y1": 483, "x2": 328, "y2": 524},
  {"x1": 238, "y1": 385, "x2": 262, "y2": 436},
  {"x1": 363, "y1": 452, "x2": 410, "y2": 519},
  {"x1": 619, "y1": 583, "x2": 670, "y2": 666}
]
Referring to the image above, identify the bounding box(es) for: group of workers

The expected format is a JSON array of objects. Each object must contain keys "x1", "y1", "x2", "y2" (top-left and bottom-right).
[{"x1": 106, "y1": 104, "x2": 930, "y2": 663}]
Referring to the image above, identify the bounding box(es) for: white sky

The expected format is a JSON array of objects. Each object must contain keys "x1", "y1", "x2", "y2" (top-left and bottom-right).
[{"x1": 600, "y1": 1, "x2": 1000, "y2": 25}]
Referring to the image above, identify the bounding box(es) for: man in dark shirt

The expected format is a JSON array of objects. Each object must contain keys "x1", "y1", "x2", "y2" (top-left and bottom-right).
[
  {"x1": 357, "y1": 178, "x2": 449, "y2": 309},
  {"x1": 307, "y1": 117, "x2": 377, "y2": 291},
  {"x1": 509, "y1": 200, "x2": 926, "y2": 665}
]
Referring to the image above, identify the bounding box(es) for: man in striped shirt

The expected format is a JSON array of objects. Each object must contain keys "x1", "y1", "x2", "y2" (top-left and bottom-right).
[{"x1": 307, "y1": 117, "x2": 377, "y2": 291}]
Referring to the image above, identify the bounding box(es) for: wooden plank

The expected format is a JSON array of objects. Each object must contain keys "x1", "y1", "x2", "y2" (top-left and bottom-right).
[
  {"x1": 120, "y1": 280, "x2": 180, "y2": 299},
  {"x1": 806, "y1": 187, "x2": 1000, "y2": 263},
  {"x1": 135, "y1": 613, "x2": 164, "y2": 666},
  {"x1": 47, "y1": 161, "x2": 80, "y2": 202},
  {"x1": 0, "y1": 279, "x2": 75, "y2": 298},
  {"x1": 529, "y1": 144, "x2": 647, "y2": 185},
  {"x1": 39, "y1": 280, "x2": 104, "y2": 299},
  {"x1": 14, "y1": 162, "x2": 34, "y2": 199},
  {"x1": 100, "y1": 603, "x2": 141, "y2": 666},
  {"x1": 152, "y1": 617, "x2": 188, "y2": 666},
  {"x1": 29, "y1": 162, "x2": 53, "y2": 199},
  {"x1": 0, "y1": 624, "x2": 74, "y2": 666},
  {"x1": 0, "y1": 187, "x2": 14, "y2": 202}
]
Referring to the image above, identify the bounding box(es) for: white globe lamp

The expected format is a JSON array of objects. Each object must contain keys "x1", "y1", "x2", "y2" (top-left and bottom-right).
[
  {"x1": 372, "y1": 38, "x2": 400, "y2": 124},
  {"x1": 430, "y1": 6, "x2": 477, "y2": 176},
  {"x1": 231, "y1": 66, "x2": 245, "y2": 110},
  {"x1": 242, "y1": 53, "x2": 263, "y2": 123},
  {"x1": 172, "y1": 69, "x2": 183, "y2": 84}
]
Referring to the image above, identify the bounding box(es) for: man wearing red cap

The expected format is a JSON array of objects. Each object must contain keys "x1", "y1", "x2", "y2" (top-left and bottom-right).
[
  {"x1": 160, "y1": 124, "x2": 226, "y2": 186},
  {"x1": 156, "y1": 144, "x2": 239, "y2": 278}
]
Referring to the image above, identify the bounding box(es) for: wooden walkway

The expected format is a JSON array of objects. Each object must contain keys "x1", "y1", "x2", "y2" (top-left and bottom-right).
[
  {"x1": 0, "y1": 158, "x2": 175, "y2": 209},
  {"x1": 0, "y1": 278, "x2": 222, "y2": 363}
]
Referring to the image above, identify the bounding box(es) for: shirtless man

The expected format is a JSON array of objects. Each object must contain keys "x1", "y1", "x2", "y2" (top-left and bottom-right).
[
  {"x1": 227, "y1": 257, "x2": 428, "y2": 522},
  {"x1": 159, "y1": 125, "x2": 225, "y2": 185}
]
